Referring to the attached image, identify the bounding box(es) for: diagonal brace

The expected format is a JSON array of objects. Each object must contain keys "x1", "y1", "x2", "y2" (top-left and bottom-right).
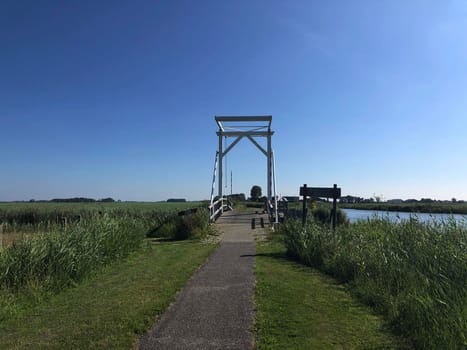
[
  {"x1": 222, "y1": 135, "x2": 244, "y2": 157},
  {"x1": 247, "y1": 135, "x2": 267, "y2": 157}
]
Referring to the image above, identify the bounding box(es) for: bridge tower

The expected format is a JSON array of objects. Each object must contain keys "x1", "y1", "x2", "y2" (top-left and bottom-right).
[{"x1": 213, "y1": 116, "x2": 278, "y2": 223}]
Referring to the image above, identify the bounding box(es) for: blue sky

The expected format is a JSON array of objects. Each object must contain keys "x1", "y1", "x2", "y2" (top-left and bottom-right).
[{"x1": 1, "y1": 0, "x2": 466, "y2": 201}]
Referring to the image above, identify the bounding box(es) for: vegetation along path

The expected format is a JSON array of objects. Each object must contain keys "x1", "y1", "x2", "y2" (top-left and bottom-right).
[
  {"x1": 255, "y1": 240, "x2": 410, "y2": 349},
  {"x1": 0, "y1": 241, "x2": 216, "y2": 349},
  {"x1": 139, "y1": 210, "x2": 265, "y2": 350},
  {"x1": 140, "y1": 209, "x2": 409, "y2": 349}
]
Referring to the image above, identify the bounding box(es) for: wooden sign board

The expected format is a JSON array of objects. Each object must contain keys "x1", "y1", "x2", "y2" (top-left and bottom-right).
[
  {"x1": 300, "y1": 184, "x2": 342, "y2": 230},
  {"x1": 300, "y1": 186, "x2": 341, "y2": 199}
]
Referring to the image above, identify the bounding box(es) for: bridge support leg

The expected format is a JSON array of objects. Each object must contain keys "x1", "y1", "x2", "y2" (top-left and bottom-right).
[
  {"x1": 218, "y1": 133, "x2": 223, "y2": 215},
  {"x1": 267, "y1": 131, "x2": 272, "y2": 217}
]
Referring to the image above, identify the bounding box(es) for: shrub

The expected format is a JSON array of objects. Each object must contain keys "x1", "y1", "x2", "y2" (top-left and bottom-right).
[
  {"x1": 145, "y1": 208, "x2": 210, "y2": 241},
  {"x1": 311, "y1": 207, "x2": 348, "y2": 226},
  {"x1": 174, "y1": 208, "x2": 210, "y2": 240}
]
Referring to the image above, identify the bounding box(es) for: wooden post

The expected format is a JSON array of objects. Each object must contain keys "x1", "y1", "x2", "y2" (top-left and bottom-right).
[
  {"x1": 332, "y1": 184, "x2": 337, "y2": 230},
  {"x1": 302, "y1": 184, "x2": 308, "y2": 226}
]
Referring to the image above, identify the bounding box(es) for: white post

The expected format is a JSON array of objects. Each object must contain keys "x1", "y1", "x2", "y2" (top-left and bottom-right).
[
  {"x1": 218, "y1": 134, "x2": 223, "y2": 200},
  {"x1": 267, "y1": 130, "x2": 272, "y2": 215},
  {"x1": 210, "y1": 151, "x2": 219, "y2": 222},
  {"x1": 273, "y1": 150, "x2": 278, "y2": 224}
]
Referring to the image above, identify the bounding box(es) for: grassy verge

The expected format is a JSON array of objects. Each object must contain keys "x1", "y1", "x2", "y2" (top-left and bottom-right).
[
  {"x1": 0, "y1": 214, "x2": 150, "y2": 298},
  {"x1": 0, "y1": 207, "x2": 211, "y2": 304},
  {"x1": 0, "y1": 241, "x2": 217, "y2": 349},
  {"x1": 282, "y1": 217, "x2": 466, "y2": 349},
  {"x1": 255, "y1": 240, "x2": 410, "y2": 349}
]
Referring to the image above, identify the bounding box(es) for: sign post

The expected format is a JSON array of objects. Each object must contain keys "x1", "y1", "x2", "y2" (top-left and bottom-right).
[
  {"x1": 300, "y1": 184, "x2": 308, "y2": 226},
  {"x1": 331, "y1": 184, "x2": 338, "y2": 230}
]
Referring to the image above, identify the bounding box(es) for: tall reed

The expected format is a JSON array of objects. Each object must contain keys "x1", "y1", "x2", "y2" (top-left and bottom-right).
[
  {"x1": 282, "y1": 216, "x2": 467, "y2": 349},
  {"x1": 0, "y1": 213, "x2": 148, "y2": 293}
]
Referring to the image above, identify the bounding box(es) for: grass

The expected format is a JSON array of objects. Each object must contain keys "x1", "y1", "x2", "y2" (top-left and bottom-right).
[
  {"x1": 282, "y1": 217, "x2": 467, "y2": 349},
  {"x1": 255, "y1": 240, "x2": 409, "y2": 349},
  {"x1": 0, "y1": 240, "x2": 217, "y2": 349}
]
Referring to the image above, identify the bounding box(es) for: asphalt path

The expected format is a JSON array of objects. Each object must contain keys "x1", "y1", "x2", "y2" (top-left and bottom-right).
[{"x1": 139, "y1": 210, "x2": 266, "y2": 350}]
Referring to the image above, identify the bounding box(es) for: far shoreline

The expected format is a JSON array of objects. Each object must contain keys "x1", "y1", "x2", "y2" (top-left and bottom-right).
[{"x1": 340, "y1": 203, "x2": 467, "y2": 215}]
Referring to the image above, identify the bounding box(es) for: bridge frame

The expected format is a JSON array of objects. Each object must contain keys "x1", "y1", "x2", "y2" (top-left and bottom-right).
[{"x1": 214, "y1": 116, "x2": 277, "y2": 222}]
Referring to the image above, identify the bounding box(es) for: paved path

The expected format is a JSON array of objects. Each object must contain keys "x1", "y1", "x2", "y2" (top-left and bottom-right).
[{"x1": 139, "y1": 210, "x2": 267, "y2": 350}]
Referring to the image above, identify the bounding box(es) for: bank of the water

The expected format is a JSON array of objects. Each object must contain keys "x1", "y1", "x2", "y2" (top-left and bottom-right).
[
  {"x1": 342, "y1": 208, "x2": 467, "y2": 224},
  {"x1": 340, "y1": 203, "x2": 467, "y2": 215}
]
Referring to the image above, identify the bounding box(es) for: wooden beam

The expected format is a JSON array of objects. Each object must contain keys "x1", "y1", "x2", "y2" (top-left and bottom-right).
[
  {"x1": 215, "y1": 116, "x2": 272, "y2": 123},
  {"x1": 247, "y1": 135, "x2": 267, "y2": 157},
  {"x1": 217, "y1": 131, "x2": 274, "y2": 137}
]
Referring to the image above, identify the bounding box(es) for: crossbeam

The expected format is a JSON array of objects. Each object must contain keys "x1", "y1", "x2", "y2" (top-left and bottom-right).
[
  {"x1": 215, "y1": 116, "x2": 272, "y2": 124},
  {"x1": 222, "y1": 136, "x2": 244, "y2": 157},
  {"x1": 247, "y1": 135, "x2": 267, "y2": 157},
  {"x1": 217, "y1": 131, "x2": 274, "y2": 137}
]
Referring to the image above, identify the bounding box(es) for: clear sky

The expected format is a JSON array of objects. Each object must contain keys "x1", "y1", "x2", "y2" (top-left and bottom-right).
[{"x1": 1, "y1": 0, "x2": 466, "y2": 201}]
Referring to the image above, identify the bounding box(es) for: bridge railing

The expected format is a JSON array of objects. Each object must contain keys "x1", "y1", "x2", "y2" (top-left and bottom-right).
[{"x1": 209, "y1": 197, "x2": 233, "y2": 223}]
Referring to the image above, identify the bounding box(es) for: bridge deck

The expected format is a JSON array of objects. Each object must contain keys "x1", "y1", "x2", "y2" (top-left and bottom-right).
[{"x1": 139, "y1": 210, "x2": 267, "y2": 350}]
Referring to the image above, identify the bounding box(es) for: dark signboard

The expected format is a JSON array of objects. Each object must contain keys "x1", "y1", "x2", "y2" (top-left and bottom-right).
[
  {"x1": 300, "y1": 184, "x2": 341, "y2": 230},
  {"x1": 300, "y1": 186, "x2": 341, "y2": 199}
]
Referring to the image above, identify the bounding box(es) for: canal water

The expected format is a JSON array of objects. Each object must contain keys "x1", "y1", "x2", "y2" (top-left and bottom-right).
[{"x1": 342, "y1": 208, "x2": 467, "y2": 224}]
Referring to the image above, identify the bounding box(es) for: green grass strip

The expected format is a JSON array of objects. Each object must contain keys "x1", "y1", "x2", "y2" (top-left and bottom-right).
[
  {"x1": 0, "y1": 241, "x2": 216, "y2": 349},
  {"x1": 255, "y1": 240, "x2": 411, "y2": 350}
]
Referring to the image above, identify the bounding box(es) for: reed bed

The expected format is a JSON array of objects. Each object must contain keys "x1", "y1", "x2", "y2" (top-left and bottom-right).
[
  {"x1": 0, "y1": 204, "x2": 210, "y2": 321},
  {"x1": 0, "y1": 202, "x2": 198, "y2": 233},
  {"x1": 0, "y1": 213, "x2": 148, "y2": 293},
  {"x1": 282, "y1": 216, "x2": 467, "y2": 349}
]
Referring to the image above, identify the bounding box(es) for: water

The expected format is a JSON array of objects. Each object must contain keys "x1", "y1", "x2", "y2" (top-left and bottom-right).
[{"x1": 342, "y1": 208, "x2": 467, "y2": 224}]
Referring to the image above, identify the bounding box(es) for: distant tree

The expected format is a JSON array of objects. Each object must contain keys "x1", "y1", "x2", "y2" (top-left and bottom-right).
[
  {"x1": 420, "y1": 198, "x2": 434, "y2": 203},
  {"x1": 99, "y1": 197, "x2": 115, "y2": 202},
  {"x1": 340, "y1": 195, "x2": 364, "y2": 204},
  {"x1": 250, "y1": 185, "x2": 262, "y2": 201},
  {"x1": 50, "y1": 197, "x2": 95, "y2": 203},
  {"x1": 405, "y1": 199, "x2": 418, "y2": 203},
  {"x1": 452, "y1": 198, "x2": 457, "y2": 203},
  {"x1": 228, "y1": 193, "x2": 246, "y2": 202},
  {"x1": 167, "y1": 198, "x2": 186, "y2": 203},
  {"x1": 362, "y1": 198, "x2": 375, "y2": 203}
]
